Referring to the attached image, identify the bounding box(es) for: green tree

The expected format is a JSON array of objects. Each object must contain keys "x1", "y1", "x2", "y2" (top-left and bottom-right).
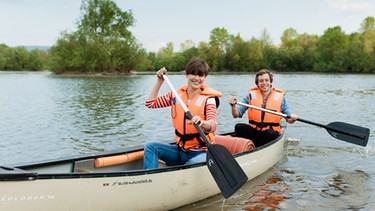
[
  {"x1": 145, "y1": 52, "x2": 157, "y2": 70},
  {"x1": 278, "y1": 28, "x2": 300, "y2": 71},
  {"x1": 226, "y1": 35, "x2": 263, "y2": 72},
  {"x1": 259, "y1": 28, "x2": 273, "y2": 49},
  {"x1": 49, "y1": 0, "x2": 144, "y2": 74},
  {"x1": 314, "y1": 26, "x2": 349, "y2": 72},
  {"x1": 297, "y1": 33, "x2": 319, "y2": 71},
  {"x1": 197, "y1": 41, "x2": 210, "y2": 62},
  {"x1": 180, "y1": 47, "x2": 200, "y2": 66},
  {"x1": 0, "y1": 44, "x2": 9, "y2": 70},
  {"x1": 180, "y1": 40, "x2": 195, "y2": 52},
  {"x1": 225, "y1": 35, "x2": 246, "y2": 71},
  {"x1": 27, "y1": 49, "x2": 46, "y2": 71},
  {"x1": 261, "y1": 45, "x2": 278, "y2": 70},
  {"x1": 49, "y1": 32, "x2": 85, "y2": 73},
  {"x1": 277, "y1": 28, "x2": 313, "y2": 72},
  {"x1": 208, "y1": 27, "x2": 231, "y2": 71},
  {"x1": 4, "y1": 47, "x2": 29, "y2": 70},
  {"x1": 281, "y1": 28, "x2": 299, "y2": 48},
  {"x1": 360, "y1": 16, "x2": 375, "y2": 54},
  {"x1": 258, "y1": 29, "x2": 274, "y2": 70},
  {"x1": 346, "y1": 33, "x2": 373, "y2": 73},
  {"x1": 0, "y1": 44, "x2": 48, "y2": 71},
  {"x1": 209, "y1": 27, "x2": 230, "y2": 52},
  {"x1": 159, "y1": 42, "x2": 174, "y2": 58}
]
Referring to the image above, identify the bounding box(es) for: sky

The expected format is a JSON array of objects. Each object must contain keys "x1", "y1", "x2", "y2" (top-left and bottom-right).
[{"x1": 1, "y1": 0, "x2": 375, "y2": 52}]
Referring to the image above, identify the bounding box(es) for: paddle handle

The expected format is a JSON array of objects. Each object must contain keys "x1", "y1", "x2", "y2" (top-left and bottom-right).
[
  {"x1": 162, "y1": 75, "x2": 189, "y2": 112},
  {"x1": 162, "y1": 75, "x2": 211, "y2": 146}
]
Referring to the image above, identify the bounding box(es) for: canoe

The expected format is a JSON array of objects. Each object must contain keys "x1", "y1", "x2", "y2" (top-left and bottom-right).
[{"x1": 0, "y1": 127, "x2": 286, "y2": 211}]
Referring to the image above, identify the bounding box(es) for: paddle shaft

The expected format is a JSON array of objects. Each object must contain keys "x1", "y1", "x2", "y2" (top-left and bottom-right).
[
  {"x1": 237, "y1": 102, "x2": 353, "y2": 137},
  {"x1": 236, "y1": 102, "x2": 369, "y2": 145},
  {"x1": 237, "y1": 102, "x2": 342, "y2": 127}
]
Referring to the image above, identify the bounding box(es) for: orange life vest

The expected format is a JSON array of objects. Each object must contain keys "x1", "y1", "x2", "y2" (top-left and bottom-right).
[
  {"x1": 247, "y1": 86, "x2": 284, "y2": 133},
  {"x1": 172, "y1": 84, "x2": 222, "y2": 150}
]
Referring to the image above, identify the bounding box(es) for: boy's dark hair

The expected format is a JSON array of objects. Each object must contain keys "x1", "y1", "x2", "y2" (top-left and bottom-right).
[
  {"x1": 255, "y1": 69, "x2": 273, "y2": 85},
  {"x1": 185, "y1": 58, "x2": 210, "y2": 76}
]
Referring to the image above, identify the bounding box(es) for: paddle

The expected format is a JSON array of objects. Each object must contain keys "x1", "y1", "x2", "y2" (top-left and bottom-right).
[
  {"x1": 237, "y1": 102, "x2": 369, "y2": 147},
  {"x1": 163, "y1": 75, "x2": 248, "y2": 198}
]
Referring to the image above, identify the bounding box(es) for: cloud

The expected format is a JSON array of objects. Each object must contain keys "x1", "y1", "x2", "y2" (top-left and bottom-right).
[{"x1": 328, "y1": 0, "x2": 374, "y2": 14}]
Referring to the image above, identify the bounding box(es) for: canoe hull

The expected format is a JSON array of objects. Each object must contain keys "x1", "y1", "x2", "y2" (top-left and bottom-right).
[
  {"x1": 1, "y1": 168, "x2": 217, "y2": 210},
  {"x1": 0, "y1": 134, "x2": 285, "y2": 210}
]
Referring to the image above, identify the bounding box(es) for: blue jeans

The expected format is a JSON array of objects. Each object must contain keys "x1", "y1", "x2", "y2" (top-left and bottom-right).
[{"x1": 143, "y1": 141, "x2": 206, "y2": 169}]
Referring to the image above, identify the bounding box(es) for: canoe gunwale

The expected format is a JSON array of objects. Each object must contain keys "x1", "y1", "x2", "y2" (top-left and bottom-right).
[{"x1": 0, "y1": 126, "x2": 286, "y2": 181}]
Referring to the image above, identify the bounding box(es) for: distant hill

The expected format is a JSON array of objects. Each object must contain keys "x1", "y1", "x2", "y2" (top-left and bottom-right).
[{"x1": 21, "y1": 46, "x2": 51, "y2": 52}]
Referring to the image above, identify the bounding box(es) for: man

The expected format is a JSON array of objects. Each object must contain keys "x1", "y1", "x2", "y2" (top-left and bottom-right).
[{"x1": 229, "y1": 69, "x2": 298, "y2": 147}]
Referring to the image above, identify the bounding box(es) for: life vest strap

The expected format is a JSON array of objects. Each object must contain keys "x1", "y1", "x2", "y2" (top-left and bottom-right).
[
  {"x1": 248, "y1": 120, "x2": 279, "y2": 130},
  {"x1": 175, "y1": 129, "x2": 206, "y2": 148}
]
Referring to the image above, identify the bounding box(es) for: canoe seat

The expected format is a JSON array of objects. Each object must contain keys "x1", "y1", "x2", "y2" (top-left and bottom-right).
[{"x1": 214, "y1": 135, "x2": 255, "y2": 154}]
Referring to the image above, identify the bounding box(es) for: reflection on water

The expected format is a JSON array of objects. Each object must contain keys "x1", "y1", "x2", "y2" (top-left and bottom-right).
[
  {"x1": 0, "y1": 71, "x2": 374, "y2": 210},
  {"x1": 279, "y1": 168, "x2": 372, "y2": 210},
  {"x1": 55, "y1": 77, "x2": 143, "y2": 150},
  {"x1": 46, "y1": 76, "x2": 148, "y2": 152},
  {"x1": 242, "y1": 175, "x2": 285, "y2": 210}
]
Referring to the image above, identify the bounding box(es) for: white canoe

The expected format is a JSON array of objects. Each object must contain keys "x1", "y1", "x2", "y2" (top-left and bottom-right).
[{"x1": 0, "y1": 129, "x2": 285, "y2": 211}]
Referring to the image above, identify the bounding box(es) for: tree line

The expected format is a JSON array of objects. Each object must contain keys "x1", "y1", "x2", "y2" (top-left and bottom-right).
[
  {"x1": 1, "y1": 0, "x2": 375, "y2": 74},
  {"x1": 0, "y1": 45, "x2": 48, "y2": 71}
]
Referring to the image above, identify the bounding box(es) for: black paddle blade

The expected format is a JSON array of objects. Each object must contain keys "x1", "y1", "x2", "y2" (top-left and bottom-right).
[
  {"x1": 326, "y1": 122, "x2": 370, "y2": 147},
  {"x1": 206, "y1": 144, "x2": 248, "y2": 198}
]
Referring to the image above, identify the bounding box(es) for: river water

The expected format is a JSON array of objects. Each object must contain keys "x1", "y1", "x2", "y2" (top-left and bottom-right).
[{"x1": 0, "y1": 71, "x2": 374, "y2": 210}]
